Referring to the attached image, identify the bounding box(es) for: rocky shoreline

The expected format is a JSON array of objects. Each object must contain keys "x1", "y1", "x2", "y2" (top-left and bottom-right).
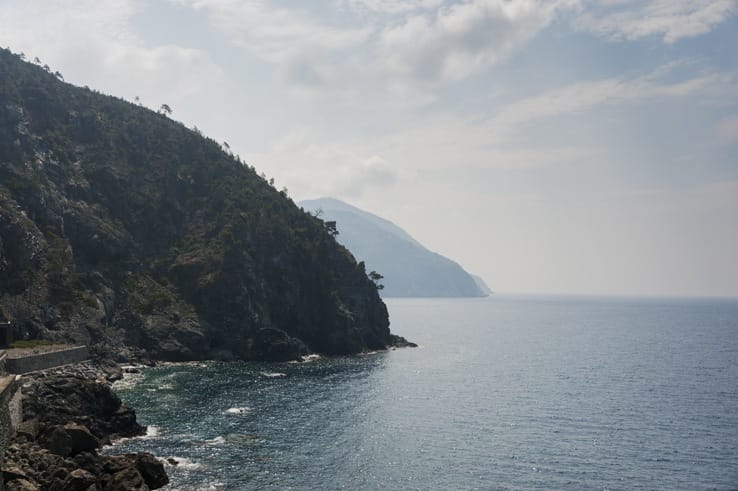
[
  {"x1": 2, "y1": 361, "x2": 168, "y2": 491},
  {"x1": 1, "y1": 343, "x2": 419, "y2": 490}
]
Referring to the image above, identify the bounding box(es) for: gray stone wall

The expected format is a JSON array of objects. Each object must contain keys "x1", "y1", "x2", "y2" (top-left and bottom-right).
[
  {"x1": 5, "y1": 346, "x2": 89, "y2": 374},
  {"x1": 8, "y1": 384, "x2": 21, "y2": 430},
  {"x1": 0, "y1": 376, "x2": 18, "y2": 491}
]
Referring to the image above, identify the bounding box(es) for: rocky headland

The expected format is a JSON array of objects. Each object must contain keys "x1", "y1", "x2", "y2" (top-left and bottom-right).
[
  {"x1": 0, "y1": 48, "x2": 417, "y2": 489},
  {"x1": 0, "y1": 48, "x2": 413, "y2": 363}
]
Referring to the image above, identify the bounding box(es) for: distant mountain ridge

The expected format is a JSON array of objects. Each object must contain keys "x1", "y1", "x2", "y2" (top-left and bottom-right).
[{"x1": 300, "y1": 198, "x2": 490, "y2": 298}]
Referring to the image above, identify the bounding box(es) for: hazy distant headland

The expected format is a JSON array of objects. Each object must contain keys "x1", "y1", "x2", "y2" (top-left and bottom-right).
[{"x1": 299, "y1": 198, "x2": 491, "y2": 298}]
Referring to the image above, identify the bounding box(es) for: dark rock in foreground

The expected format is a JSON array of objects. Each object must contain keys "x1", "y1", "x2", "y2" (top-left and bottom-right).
[
  {"x1": 22, "y1": 374, "x2": 143, "y2": 443},
  {"x1": 2, "y1": 365, "x2": 167, "y2": 490}
]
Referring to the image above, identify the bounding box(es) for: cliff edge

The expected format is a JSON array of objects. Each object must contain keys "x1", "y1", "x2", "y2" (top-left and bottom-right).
[{"x1": 0, "y1": 49, "x2": 407, "y2": 362}]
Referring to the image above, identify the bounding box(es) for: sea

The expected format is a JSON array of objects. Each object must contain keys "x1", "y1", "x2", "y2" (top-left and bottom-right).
[{"x1": 107, "y1": 295, "x2": 738, "y2": 490}]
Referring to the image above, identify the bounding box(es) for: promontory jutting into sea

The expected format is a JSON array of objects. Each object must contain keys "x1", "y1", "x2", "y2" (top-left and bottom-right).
[{"x1": 1, "y1": 0, "x2": 738, "y2": 489}]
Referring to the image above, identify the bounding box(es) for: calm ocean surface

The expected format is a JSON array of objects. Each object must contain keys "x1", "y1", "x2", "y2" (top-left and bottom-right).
[{"x1": 109, "y1": 295, "x2": 738, "y2": 490}]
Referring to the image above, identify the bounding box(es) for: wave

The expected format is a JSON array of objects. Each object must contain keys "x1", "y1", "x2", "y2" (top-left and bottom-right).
[
  {"x1": 223, "y1": 433, "x2": 264, "y2": 445},
  {"x1": 259, "y1": 371, "x2": 287, "y2": 378},
  {"x1": 143, "y1": 425, "x2": 160, "y2": 439},
  {"x1": 224, "y1": 406, "x2": 251, "y2": 415},
  {"x1": 102, "y1": 425, "x2": 160, "y2": 449},
  {"x1": 112, "y1": 369, "x2": 145, "y2": 391},
  {"x1": 204, "y1": 436, "x2": 226, "y2": 446},
  {"x1": 157, "y1": 361, "x2": 210, "y2": 369},
  {"x1": 164, "y1": 456, "x2": 202, "y2": 470}
]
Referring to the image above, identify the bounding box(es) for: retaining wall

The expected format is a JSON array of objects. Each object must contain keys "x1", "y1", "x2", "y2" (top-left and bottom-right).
[
  {"x1": 0, "y1": 375, "x2": 18, "y2": 491},
  {"x1": 5, "y1": 346, "x2": 89, "y2": 374}
]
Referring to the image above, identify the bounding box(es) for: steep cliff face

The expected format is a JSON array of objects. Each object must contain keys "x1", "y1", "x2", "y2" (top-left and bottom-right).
[{"x1": 0, "y1": 49, "x2": 402, "y2": 361}]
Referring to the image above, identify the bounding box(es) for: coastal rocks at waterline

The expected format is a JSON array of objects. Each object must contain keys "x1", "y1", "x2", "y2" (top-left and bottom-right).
[
  {"x1": 3, "y1": 445, "x2": 167, "y2": 491},
  {"x1": 20, "y1": 374, "x2": 143, "y2": 442},
  {"x1": 2, "y1": 365, "x2": 167, "y2": 490}
]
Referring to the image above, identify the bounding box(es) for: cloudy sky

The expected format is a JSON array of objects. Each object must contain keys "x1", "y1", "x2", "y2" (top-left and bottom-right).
[{"x1": 2, "y1": 0, "x2": 737, "y2": 297}]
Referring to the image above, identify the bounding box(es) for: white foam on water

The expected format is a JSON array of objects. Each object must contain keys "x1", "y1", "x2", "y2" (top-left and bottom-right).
[
  {"x1": 102, "y1": 425, "x2": 160, "y2": 449},
  {"x1": 191, "y1": 484, "x2": 226, "y2": 491},
  {"x1": 164, "y1": 456, "x2": 202, "y2": 470},
  {"x1": 112, "y1": 370, "x2": 145, "y2": 391},
  {"x1": 204, "y1": 436, "x2": 226, "y2": 446},
  {"x1": 301, "y1": 354, "x2": 321, "y2": 363},
  {"x1": 259, "y1": 371, "x2": 287, "y2": 378},
  {"x1": 143, "y1": 425, "x2": 160, "y2": 439},
  {"x1": 225, "y1": 406, "x2": 252, "y2": 415},
  {"x1": 158, "y1": 361, "x2": 210, "y2": 369}
]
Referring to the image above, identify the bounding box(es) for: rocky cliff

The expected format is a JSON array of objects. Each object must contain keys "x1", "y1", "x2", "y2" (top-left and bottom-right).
[{"x1": 0, "y1": 49, "x2": 407, "y2": 362}]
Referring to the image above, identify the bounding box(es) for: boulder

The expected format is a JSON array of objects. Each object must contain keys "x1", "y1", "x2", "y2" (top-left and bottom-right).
[
  {"x1": 2, "y1": 463, "x2": 29, "y2": 482},
  {"x1": 22, "y1": 375, "x2": 145, "y2": 439},
  {"x1": 106, "y1": 468, "x2": 148, "y2": 491},
  {"x1": 41, "y1": 426, "x2": 72, "y2": 457},
  {"x1": 5, "y1": 479, "x2": 39, "y2": 491},
  {"x1": 135, "y1": 453, "x2": 168, "y2": 489},
  {"x1": 64, "y1": 423, "x2": 99, "y2": 454},
  {"x1": 63, "y1": 469, "x2": 97, "y2": 491}
]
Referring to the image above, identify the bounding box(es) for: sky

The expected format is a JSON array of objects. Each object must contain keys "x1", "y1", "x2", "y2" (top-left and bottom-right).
[{"x1": 1, "y1": 0, "x2": 737, "y2": 297}]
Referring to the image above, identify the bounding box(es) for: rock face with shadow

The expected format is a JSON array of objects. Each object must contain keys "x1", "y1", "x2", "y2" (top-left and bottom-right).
[{"x1": 0, "y1": 48, "x2": 411, "y2": 363}]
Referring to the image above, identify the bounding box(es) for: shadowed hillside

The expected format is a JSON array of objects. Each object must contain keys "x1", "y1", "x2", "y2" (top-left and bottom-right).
[{"x1": 0, "y1": 49, "x2": 410, "y2": 362}]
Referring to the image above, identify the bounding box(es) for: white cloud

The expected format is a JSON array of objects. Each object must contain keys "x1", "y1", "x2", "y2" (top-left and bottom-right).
[
  {"x1": 166, "y1": 0, "x2": 737, "y2": 102},
  {"x1": 246, "y1": 130, "x2": 405, "y2": 200},
  {"x1": 173, "y1": 0, "x2": 372, "y2": 60},
  {"x1": 170, "y1": 0, "x2": 572, "y2": 98},
  {"x1": 170, "y1": 0, "x2": 371, "y2": 90},
  {"x1": 715, "y1": 115, "x2": 738, "y2": 145},
  {"x1": 255, "y1": 61, "x2": 735, "y2": 200},
  {"x1": 336, "y1": 0, "x2": 444, "y2": 14},
  {"x1": 378, "y1": 0, "x2": 560, "y2": 86},
  {"x1": 0, "y1": 0, "x2": 223, "y2": 105},
  {"x1": 575, "y1": 0, "x2": 738, "y2": 43},
  {"x1": 485, "y1": 68, "x2": 734, "y2": 138}
]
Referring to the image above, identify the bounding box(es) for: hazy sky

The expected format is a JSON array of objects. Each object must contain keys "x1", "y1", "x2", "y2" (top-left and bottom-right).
[{"x1": 2, "y1": 0, "x2": 737, "y2": 297}]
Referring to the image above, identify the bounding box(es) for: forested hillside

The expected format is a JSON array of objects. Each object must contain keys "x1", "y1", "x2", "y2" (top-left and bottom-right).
[{"x1": 0, "y1": 49, "x2": 408, "y2": 362}]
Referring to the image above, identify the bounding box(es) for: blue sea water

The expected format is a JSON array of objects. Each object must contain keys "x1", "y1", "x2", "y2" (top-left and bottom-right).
[{"x1": 109, "y1": 295, "x2": 738, "y2": 490}]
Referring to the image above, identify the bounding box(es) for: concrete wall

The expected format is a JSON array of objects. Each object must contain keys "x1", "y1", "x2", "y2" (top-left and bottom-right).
[
  {"x1": 8, "y1": 383, "x2": 21, "y2": 430},
  {"x1": 5, "y1": 346, "x2": 89, "y2": 374},
  {"x1": 0, "y1": 376, "x2": 18, "y2": 491}
]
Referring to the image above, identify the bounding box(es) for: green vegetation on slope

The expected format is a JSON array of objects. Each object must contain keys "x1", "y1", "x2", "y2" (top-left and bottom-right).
[{"x1": 0, "y1": 49, "x2": 402, "y2": 361}]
